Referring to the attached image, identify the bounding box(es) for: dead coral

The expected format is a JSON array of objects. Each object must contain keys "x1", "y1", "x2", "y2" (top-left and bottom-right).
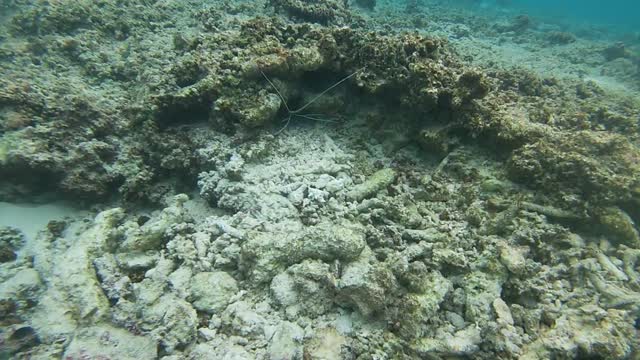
[
  {"x1": 495, "y1": 14, "x2": 532, "y2": 34},
  {"x1": 546, "y1": 31, "x2": 576, "y2": 45},
  {"x1": 266, "y1": 0, "x2": 353, "y2": 25},
  {"x1": 506, "y1": 131, "x2": 640, "y2": 205},
  {"x1": 603, "y1": 42, "x2": 631, "y2": 62},
  {"x1": 355, "y1": 0, "x2": 376, "y2": 10}
]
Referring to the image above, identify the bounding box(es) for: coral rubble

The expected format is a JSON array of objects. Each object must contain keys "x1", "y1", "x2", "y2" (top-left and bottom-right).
[{"x1": 0, "y1": 0, "x2": 639, "y2": 359}]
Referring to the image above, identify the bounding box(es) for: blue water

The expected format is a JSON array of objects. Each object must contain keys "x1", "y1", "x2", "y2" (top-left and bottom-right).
[
  {"x1": 511, "y1": 0, "x2": 639, "y2": 32},
  {"x1": 468, "y1": 0, "x2": 640, "y2": 33}
]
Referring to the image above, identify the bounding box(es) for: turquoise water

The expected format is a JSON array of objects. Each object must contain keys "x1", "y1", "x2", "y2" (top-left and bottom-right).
[
  {"x1": 512, "y1": 0, "x2": 639, "y2": 31},
  {"x1": 468, "y1": 0, "x2": 640, "y2": 32}
]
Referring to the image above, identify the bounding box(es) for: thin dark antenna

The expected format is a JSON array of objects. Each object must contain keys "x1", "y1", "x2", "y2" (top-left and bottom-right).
[{"x1": 261, "y1": 67, "x2": 365, "y2": 134}]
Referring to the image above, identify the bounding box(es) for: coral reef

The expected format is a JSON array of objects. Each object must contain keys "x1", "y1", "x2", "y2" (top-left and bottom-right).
[
  {"x1": 354, "y1": 0, "x2": 376, "y2": 11},
  {"x1": 495, "y1": 14, "x2": 532, "y2": 33},
  {"x1": 267, "y1": 0, "x2": 354, "y2": 25},
  {"x1": 546, "y1": 31, "x2": 576, "y2": 45},
  {"x1": 603, "y1": 42, "x2": 632, "y2": 61},
  {"x1": 0, "y1": 0, "x2": 639, "y2": 358}
]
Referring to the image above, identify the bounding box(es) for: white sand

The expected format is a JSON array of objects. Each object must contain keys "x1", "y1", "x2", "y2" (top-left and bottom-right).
[{"x1": 0, "y1": 201, "x2": 87, "y2": 240}]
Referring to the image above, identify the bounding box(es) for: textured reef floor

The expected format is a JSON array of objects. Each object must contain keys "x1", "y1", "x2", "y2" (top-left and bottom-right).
[{"x1": 0, "y1": 0, "x2": 639, "y2": 359}]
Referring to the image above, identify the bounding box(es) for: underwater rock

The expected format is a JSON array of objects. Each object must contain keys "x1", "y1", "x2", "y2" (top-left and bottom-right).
[
  {"x1": 355, "y1": 0, "x2": 376, "y2": 10},
  {"x1": 621, "y1": 248, "x2": 640, "y2": 287},
  {"x1": 446, "y1": 311, "x2": 466, "y2": 330},
  {"x1": 346, "y1": 168, "x2": 396, "y2": 201},
  {"x1": 595, "y1": 207, "x2": 640, "y2": 247},
  {"x1": 395, "y1": 271, "x2": 453, "y2": 338},
  {"x1": 414, "y1": 326, "x2": 482, "y2": 357},
  {"x1": 418, "y1": 125, "x2": 457, "y2": 156},
  {"x1": 488, "y1": 298, "x2": 523, "y2": 354},
  {"x1": 237, "y1": 92, "x2": 282, "y2": 128},
  {"x1": 190, "y1": 341, "x2": 254, "y2": 360},
  {"x1": 287, "y1": 45, "x2": 325, "y2": 73},
  {"x1": 188, "y1": 271, "x2": 239, "y2": 314},
  {"x1": 242, "y1": 220, "x2": 365, "y2": 284},
  {"x1": 498, "y1": 241, "x2": 528, "y2": 275},
  {"x1": 1, "y1": 1, "x2": 640, "y2": 358},
  {"x1": 506, "y1": 131, "x2": 640, "y2": 205},
  {"x1": 603, "y1": 42, "x2": 630, "y2": 61},
  {"x1": 493, "y1": 298, "x2": 513, "y2": 325},
  {"x1": 46, "y1": 220, "x2": 67, "y2": 238},
  {"x1": 142, "y1": 294, "x2": 198, "y2": 354},
  {"x1": 301, "y1": 220, "x2": 366, "y2": 261},
  {"x1": 270, "y1": 260, "x2": 335, "y2": 317},
  {"x1": 27, "y1": 208, "x2": 126, "y2": 331},
  {"x1": 583, "y1": 261, "x2": 640, "y2": 310},
  {"x1": 267, "y1": 321, "x2": 304, "y2": 360},
  {"x1": 115, "y1": 251, "x2": 160, "y2": 272},
  {"x1": 546, "y1": 31, "x2": 576, "y2": 45},
  {"x1": 335, "y1": 247, "x2": 398, "y2": 316},
  {"x1": 304, "y1": 327, "x2": 348, "y2": 360},
  {"x1": 63, "y1": 325, "x2": 156, "y2": 360},
  {"x1": 0, "y1": 226, "x2": 23, "y2": 262},
  {"x1": 0, "y1": 268, "x2": 41, "y2": 332},
  {"x1": 0, "y1": 325, "x2": 39, "y2": 357},
  {"x1": 267, "y1": 0, "x2": 353, "y2": 25},
  {"x1": 93, "y1": 254, "x2": 132, "y2": 302},
  {"x1": 118, "y1": 194, "x2": 189, "y2": 252},
  {"x1": 496, "y1": 14, "x2": 532, "y2": 33},
  {"x1": 0, "y1": 299, "x2": 20, "y2": 326},
  {"x1": 462, "y1": 271, "x2": 508, "y2": 324},
  {"x1": 220, "y1": 301, "x2": 267, "y2": 339},
  {"x1": 0, "y1": 268, "x2": 41, "y2": 303},
  {"x1": 456, "y1": 70, "x2": 492, "y2": 102},
  {"x1": 520, "y1": 307, "x2": 636, "y2": 359}
]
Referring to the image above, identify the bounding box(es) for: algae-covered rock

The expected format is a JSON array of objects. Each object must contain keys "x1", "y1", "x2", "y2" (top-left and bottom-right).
[
  {"x1": 418, "y1": 125, "x2": 457, "y2": 156},
  {"x1": 242, "y1": 220, "x2": 365, "y2": 284},
  {"x1": 0, "y1": 132, "x2": 26, "y2": 169},
  {"x1": 49, "y1": 209, "x2": 123, "y2": 323},
  {"x1": 462, "y1": 271, "x2": 507, "y2": 324},
  {"x1": 1, "y1": 1, "x2": 640, "y2": 358},
  {"x1": 270, "y1": 260, "x2": 334, "y2": 317},
  {"x1": 93, "y1": 254, "x2": 131, "y2": 302},
  {"x1": 115, "y1": 251, "x2": 159, "y2": 272},
  {"x1": 191, "y1": 342, "x2": 254, "y2": 360},
  {"x1": 119, "y1": 194, "x2": 189, "y2": 252},
  {"x1": 498, "y1": 241, "x2": 528, "y2": 275},
  {"x1": 301, "y1": 220, "x2": 366, "y2": 262},
  {"x1": 188, "y1": 271, "x2": 238, "y2": 314},
  {"x1": 287, "y1": 45, "x2": 324, "y2": 73},
  {"x1": 220, "y1": 300, "x2": 267, "y2": 338},
  {"x1": 0, "y1": 226, "x2": 24, "y2": 263},
  {"x1": 520, "y1": 307, "x2": 636, "y2": 359},
  {"x1": 595, "y1": 207, "x2": 640, "y2": 247},
  {"x1": 414, "y1": 326, "x2": 482, "y2": 357},
  {"x1": 335, "y1": 247, "x2": 398, "y2": 316},
  {"x1": 304, "y1": 327, "x2": 348, "y2": 360},
  {"x1": 493, "y1": 298, "x2": 514, "y2": 326},
  {"x1": 0, "y1": 268, "x2": 41, "y2": 312},
  {"x1": 267, "y1": 0, "x2": 353, "y2": 24},
  {"x1": 238, "y1": 92, "x2": 282, "y2": 128},
  {"x1": 506, "y1": 132, "x2": 640, "y2": 205},
  {"x1": 63, "y1": 325, "x2": 157, "y2": 360},
  {"x1": 142, "y1": 294, "x2": 198, "y2": 354},
  {"x1": 346, "y1": 168, "x2": 396, "y2": 201},
  {"x1": 0, "y1": 137, "x2": 9, "y2": 166},
  {"x1": 267, "y1": 321, "x2": 304, "y2": 360},
  {"x1": 395, "y1": 270, "x2": 452, "y2": 338},
  {"x1": 0, "y1": 325, "x2": 40, "y2": 358}
]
